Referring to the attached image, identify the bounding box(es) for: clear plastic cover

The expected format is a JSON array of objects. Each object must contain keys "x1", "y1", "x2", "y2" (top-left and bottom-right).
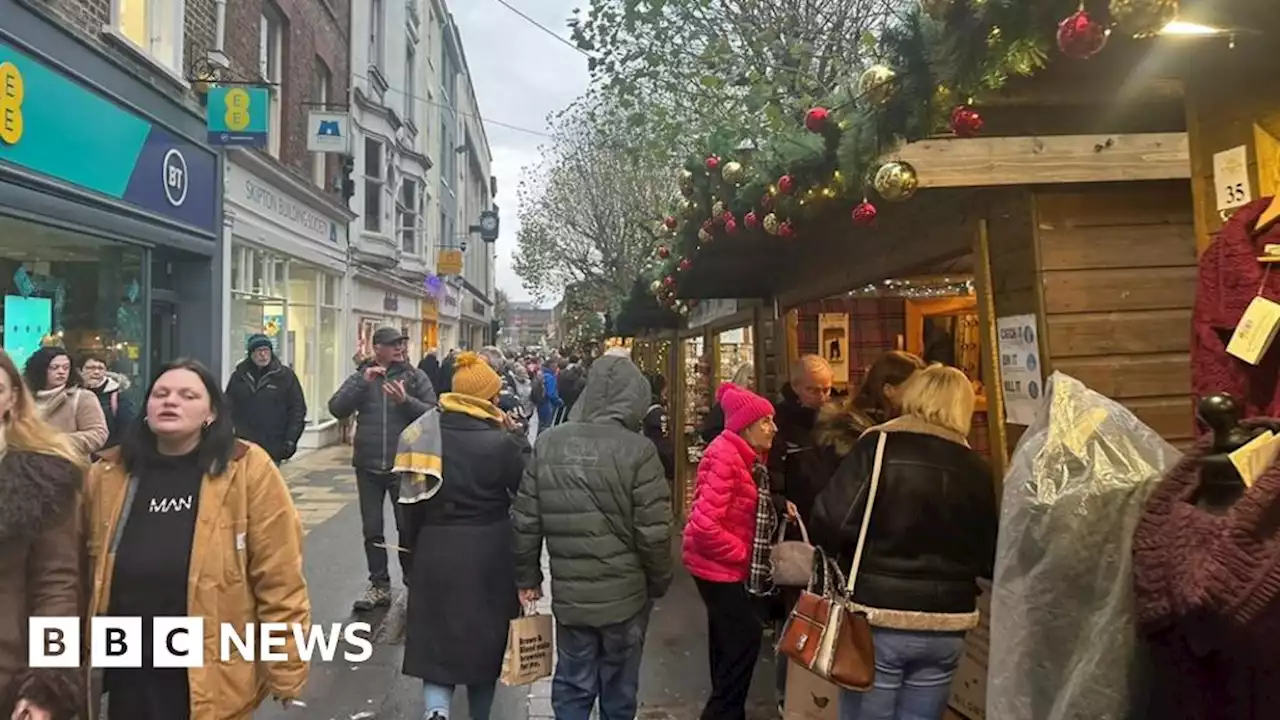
[{"x1": 987, "y1": 372, "x2": 1181, "y2": 720}]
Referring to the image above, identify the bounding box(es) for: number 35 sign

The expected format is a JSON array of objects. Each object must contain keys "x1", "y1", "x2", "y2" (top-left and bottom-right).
[
  {"x1": 1214, "y1": 145, "x2": 1254, "y2": 212},
  {"x1": 206, "y1": 87, "x2": 270, "y2": 148}
]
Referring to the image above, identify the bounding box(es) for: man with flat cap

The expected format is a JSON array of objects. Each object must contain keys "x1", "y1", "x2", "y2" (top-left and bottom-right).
[{"x1": 329, "y1": 326, "x2": 437, "y2": 610}]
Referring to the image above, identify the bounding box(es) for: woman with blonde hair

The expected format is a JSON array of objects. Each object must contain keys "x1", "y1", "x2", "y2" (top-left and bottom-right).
[
  {"x1": 811, "y1": 364, "x2": 997, "y2": 720},
  {"x1": 0, "y1": 349, "x2": 89, "y2": 720}
]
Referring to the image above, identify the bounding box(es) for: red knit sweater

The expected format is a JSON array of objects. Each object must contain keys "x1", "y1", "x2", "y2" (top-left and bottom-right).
[
  {"x1": 1192, "y1": 197, "x2": 1280, "y2": 419},
  {"x1": 1133, "y1": 430, "x2": 1280, "y2": 719}
]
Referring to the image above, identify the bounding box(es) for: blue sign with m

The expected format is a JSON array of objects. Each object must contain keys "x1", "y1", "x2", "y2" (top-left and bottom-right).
[{"x1": 318, "y1": 121, "x2": 342, "y2": 137}]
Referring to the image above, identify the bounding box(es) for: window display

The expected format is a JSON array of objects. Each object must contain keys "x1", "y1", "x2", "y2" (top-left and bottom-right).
[
  {"x1": 681, "y1": 335, "x2": 710, "y2": 513},
  {"x1": 717, "y1": 326, "x2": 755, "y2": 388},
  {"x1": 0, "y1": 216, "x2": 146, "y2": 402}
]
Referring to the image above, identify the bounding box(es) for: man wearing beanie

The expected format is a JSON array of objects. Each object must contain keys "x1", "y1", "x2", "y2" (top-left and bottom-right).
[
  {"x1": 225, "y1": 333, "x2": 307, "y2": 464},
  {"x1": 513, "y1": 354, "x2": 672, "y2": 720},
  {"x1": 329, "y1": 326, "x2": 437, "y2": 611}
]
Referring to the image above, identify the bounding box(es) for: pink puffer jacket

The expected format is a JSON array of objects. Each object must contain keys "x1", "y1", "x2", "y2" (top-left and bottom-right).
[{"x1": 683, "y1": 430, "x2": 761, "y2": 583}]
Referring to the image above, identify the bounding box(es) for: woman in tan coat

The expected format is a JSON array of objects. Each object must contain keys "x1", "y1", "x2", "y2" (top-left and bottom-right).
[
  {"x1": 23, "y1": 347, "x2": 107, "y2": 459},
  {"x1": 87, "y1": 359, "x2": 311, "y2": 719},
  {"x1": 0, "y1": 349, "x2": 87, "y2": 720}
]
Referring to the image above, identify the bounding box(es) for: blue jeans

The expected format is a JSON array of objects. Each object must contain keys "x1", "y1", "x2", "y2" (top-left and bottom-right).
[
  {"x1": 839, "y1": 628, "x2": 967, "y2": 720},
  {"x1": 552, "y1": 602, "x2": 653, "y2": 720},
  {"x1": 422, "y1": 680, "x2": 496, "y2": 720}
]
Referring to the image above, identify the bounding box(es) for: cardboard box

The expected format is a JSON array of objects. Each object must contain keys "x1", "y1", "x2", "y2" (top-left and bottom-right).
[
  {"x1": 783, "y1": 661, "x2": 840, "y2": 720},
  {"x1": 947, "y1": 580, "x2": 992, "y2": 720}
]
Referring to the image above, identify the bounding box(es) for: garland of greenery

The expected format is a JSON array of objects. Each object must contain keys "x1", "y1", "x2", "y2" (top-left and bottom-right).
[{"x1": 639, "y1": 0, "x2": 1084, "y2": 314}]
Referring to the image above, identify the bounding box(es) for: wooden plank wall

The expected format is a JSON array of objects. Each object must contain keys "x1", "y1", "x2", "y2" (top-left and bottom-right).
[
  {"x1": 1034, "y1": 181, "x2": 1197, "y2": 445},
  {"x1": 985, "y1": 188, "x2": 1039, "y2": 450}
]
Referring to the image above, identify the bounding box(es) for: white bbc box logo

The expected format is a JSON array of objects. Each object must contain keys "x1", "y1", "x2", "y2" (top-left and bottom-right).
[{"x1": 30, "y1": 617, "x2": 206, "y2": 668}]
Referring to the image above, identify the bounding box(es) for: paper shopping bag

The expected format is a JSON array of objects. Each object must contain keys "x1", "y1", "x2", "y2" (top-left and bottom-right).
[
  {"x1": 784, "y1": 660, "x2": 840, "y2": 720},
  {"x1": 499, "y1": 612, "x2": 554, "y2": 686}
]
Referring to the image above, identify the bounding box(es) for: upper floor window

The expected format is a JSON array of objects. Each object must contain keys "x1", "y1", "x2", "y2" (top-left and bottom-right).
[
  {"x1": 404, "y1": 44, "x2": 416, "y2": 126},
  {"x1": 364, "y1": 138, "x2": 386, "y2": 234},
  {"x1": 260, "y1": 4, "x2": 285, "y2": 159},
  {"x1": 110, "y1": 0, "x2": 185, "y2": 74},
  {"x1": 370, "y1": 0, "x2": 385, "y2": 70},
  {"x1": 311, "y1": 61, "x2": 331, "y2": 188},
  {"x1": 399, "y1": 179, "x2": 420, "y2": 254}
]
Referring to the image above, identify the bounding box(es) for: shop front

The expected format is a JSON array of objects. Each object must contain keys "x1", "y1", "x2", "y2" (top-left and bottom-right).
[
  {"x1": 0, "y1": 6, "x2": 221, "y2": 392},
  {"x1": 438, "y1": 281, "x2": 461, "y2": 352},
  {"x1": 421, "y1": 296, "x2": 440, "y2": 355},
  {"x1": 222, "y1": 150, "x2": 352, "y2": 449},
  {"x1": 351, "y1": 272, "x2": 424, "y2": 362}
]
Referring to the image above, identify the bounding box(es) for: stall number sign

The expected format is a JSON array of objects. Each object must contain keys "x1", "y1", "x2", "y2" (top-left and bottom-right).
[{"x1": 1214, "y1": 145, "x2": 1253, "y2": 211}]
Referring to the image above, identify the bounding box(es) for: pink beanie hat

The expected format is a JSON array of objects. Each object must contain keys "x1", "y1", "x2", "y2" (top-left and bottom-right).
[{"x1": 717, "y1": 382, "x2": 774, "y2": 433}]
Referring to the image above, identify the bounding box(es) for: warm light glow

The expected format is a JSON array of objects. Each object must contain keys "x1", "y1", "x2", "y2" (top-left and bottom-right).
[{"x1": 1160, "y1": 20, "x2": 1228, "y2": 36}]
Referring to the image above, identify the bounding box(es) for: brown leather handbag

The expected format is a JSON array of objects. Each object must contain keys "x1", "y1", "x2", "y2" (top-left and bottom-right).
[{"x1": 778, "y1": 432, "x2": 887, "y2": 692}]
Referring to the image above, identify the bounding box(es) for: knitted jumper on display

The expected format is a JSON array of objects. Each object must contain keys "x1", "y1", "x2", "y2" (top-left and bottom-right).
[{"x1": 1133, "y1": 431, "x2": 1280, "y2": 719}]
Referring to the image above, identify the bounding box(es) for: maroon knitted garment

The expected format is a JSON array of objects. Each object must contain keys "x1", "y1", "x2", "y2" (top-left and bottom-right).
[
  {"x1": 1191, "y1": 197, "x2": 1280, "y2": 422},
  {"x1": 1133, "y1": 432, "x2": 1280, "y2": 719}
]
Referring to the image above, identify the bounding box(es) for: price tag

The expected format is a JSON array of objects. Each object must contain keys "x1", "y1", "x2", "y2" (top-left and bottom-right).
[
  {"x1": 1214, "y1": 145, "x2": 1253, "y2": 211},
  {"x1": 1226, "y1": 295, "x2": 1280, "y2": 365}
]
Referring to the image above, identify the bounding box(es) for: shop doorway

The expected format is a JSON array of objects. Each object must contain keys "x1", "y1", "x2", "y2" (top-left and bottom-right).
[{"x1": 150, "y1": 298, "x2": 179, "y2": 373}]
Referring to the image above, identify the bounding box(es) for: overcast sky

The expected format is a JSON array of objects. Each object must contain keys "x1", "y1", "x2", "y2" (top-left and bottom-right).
[{"x1": 451, "y1": 1, "x2": 589, "y2": 307}]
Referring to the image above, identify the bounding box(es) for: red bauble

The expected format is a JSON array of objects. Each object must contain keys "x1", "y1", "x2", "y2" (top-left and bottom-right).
[
  {"x1": 949, "y1": 105, "x2": 984, "y2": 138},
  {"x1": 705, "y1": 155, "x2": 720, "y2": 171},
  {"x1": 778, "y1": 175, "x2": 795, "y2": 195},
  {"x1": 657, "y1": 245, "x2": 670, "y2": 258},
  {"x1": 663, "y1": 216, "x2": 678, "y2": 229},
  {"x1": 1057, "y1": 10, "x2": 1108, "y2": 60},
  {"x1": 744, "y1": 211, "x2": 759, "y2": 229},
  {"x1": 852, "y1": 201, "x2": 877, "y2": 226},
  {"x1": 805, "y1": 107, "x2": 830, "y2": 133},
  {"x1": 722, "y1": 211, "x2": 734, "y2": 225},
  {"x1": 679, "y1": 258, "x2": 692, "y2": 272},
  {"x1": 724, "y1": 218, "x2": 739, "y2": 235},
  {"x1": 663, "y1": 276, "x2": 676, "y2": 288},
  {"x1": 778, "y1": 221, "x2": 795, "y2": 239}
]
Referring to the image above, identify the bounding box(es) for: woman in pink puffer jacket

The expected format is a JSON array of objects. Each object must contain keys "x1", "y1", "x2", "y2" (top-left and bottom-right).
[{"x1": 683, "y1": 382, "x2": 784, "y2": 720}]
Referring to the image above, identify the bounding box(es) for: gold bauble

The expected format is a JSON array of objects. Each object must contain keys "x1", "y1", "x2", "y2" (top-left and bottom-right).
[
  {"x1": 675, "y1": 301, "x2": 690, "y2": 316},
  {"x1": 763, "y1": 213, "x2": 780, "y2": 235},
  {"x1": 698, "y1": 228, "x2": 713, "y2": 244},
  {"x1": 1110, "y1": 0, "x2": 1179, "y2": 38},
  {"x1": 721, "y1": 161, "x2": 746, "y2": 185},
  {"x1": 919, "y1": 0, "x2": 952, "y2": 20},
  {"x1": 873, "y1": 161, "x2": 919, "y2": 202},
  {"x1": 711, "y1": 200, "x2": 726, "y2": 217},
  {"x1": 680, "y1": 198, "x2": 699, "y2": 218},
  {"x1": 858, "y1": 65, "x2": 896, "y2": 105},
  {"x1": 650, "y1": 280, "x2": 663, "y2": 294},
  {"x1": 678, "y1": 169, "x2": 694, "y2": 193}
]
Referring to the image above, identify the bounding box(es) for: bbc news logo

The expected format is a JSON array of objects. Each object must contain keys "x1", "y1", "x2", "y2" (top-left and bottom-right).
[{"x1": 29, "y1": 618, "x2": 373, "y2": 667}]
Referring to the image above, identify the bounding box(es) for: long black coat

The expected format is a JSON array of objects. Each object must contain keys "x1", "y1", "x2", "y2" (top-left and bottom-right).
[
  {"x1": 400, "y1": 407, "x2": 529, "y2": 684},
  {"x1": 225, "y1": 358, "x2": 307, "y2": 461}
]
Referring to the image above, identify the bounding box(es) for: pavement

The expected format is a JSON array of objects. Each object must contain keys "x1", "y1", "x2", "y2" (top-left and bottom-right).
[{"x1": 266, "y1": 445, "x2": 780, "y2": 720}]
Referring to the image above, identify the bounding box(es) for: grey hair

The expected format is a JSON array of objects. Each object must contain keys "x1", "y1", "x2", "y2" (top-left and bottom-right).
[{"x1": 479, "y1": 346, "x2": 505, "y2": 369}]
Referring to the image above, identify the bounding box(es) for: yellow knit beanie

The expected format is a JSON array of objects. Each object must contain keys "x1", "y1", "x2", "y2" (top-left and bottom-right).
[{"x1": 450, "y1": 351, "x2": 502, "y2": 400}]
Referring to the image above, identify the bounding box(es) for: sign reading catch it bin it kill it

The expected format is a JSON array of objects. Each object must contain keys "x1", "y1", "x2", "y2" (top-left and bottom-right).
[{"x1": 206, "y1": 87, "x2": 270, "y2": 148}]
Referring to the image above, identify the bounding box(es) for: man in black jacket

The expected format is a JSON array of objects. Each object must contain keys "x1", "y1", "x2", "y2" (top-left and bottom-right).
[
  {"x1": 225, "y1": 334, "x2": 307, "y2": 464},
  {"x1": 328, "y1": 327, "x2": 437, "y2": 610}
]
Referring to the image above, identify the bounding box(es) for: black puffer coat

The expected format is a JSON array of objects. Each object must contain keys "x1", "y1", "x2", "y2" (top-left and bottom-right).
[
  {"x1": 225, "y1": 357, "x2": 307, "y2": 461},
  {"x1": 810, "y1": 416, "x2": 997, "y2": 620},
  {"x1": 327, "y1": 361, "x2": 436, "y2": 472},
  {"x1": 401, "y1": 400, "x2": 529, "y2": 685},
  {"x1": 512, "y1": 355, "x2": 673, "y2": 627}
]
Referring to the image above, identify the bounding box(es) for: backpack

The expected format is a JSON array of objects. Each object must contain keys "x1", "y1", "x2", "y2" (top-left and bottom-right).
[{"x1": 530, "y1": 372, "x2": 547, "y2": 406}]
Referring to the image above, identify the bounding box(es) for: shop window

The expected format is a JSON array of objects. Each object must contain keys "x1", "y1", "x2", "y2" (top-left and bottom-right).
[
  {"x1": 399, "y1": 179, "x2": 420, "y2": 254},
  {"x1": 260, "y1": 3, "x2": 286, "y2": 159},
  {"x1": 110, "y1": 0, "x2": 185, "y2": 74},
  {"x1": 0, "y1": 216, "x2": 147, "y2": 404},
  {"x1": 230, "y1": 243, "x2": 288, "y2": 364},
  {"x1": 311, "y1": 60, "x2": 331, "y2": 188},
  {"x1": 364, "y1": 138, "x2": 385, "y2": 233}
]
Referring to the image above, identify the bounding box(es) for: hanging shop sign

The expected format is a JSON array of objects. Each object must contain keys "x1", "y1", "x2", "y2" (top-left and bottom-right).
[
  {"x1": 306, "y1": 111, "x2": 350, "y2": 154},
  {"x1": 688, "y1": 298, "x2": 738, "y2": 329},
  {"x1": 437, "y1": 249, "x2": 463, "y2": 275},
  {"x1": 996, "y1": 314, "x2": 1044, "y2": 426},
  {"x1": 0, "y1": 43, "x2": 218, "y2": 233},
  {"x1": 206, "y1": 87, "x2": 270, "y2": 148}
]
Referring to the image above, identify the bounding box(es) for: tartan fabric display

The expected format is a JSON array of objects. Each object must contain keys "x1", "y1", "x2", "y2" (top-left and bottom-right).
[
  {"x1": 747, "y1": 459, "x2": 778, "y2": 597},
  {"x1": 796, "y1": 298, "x2": 905, "y2": 390}
]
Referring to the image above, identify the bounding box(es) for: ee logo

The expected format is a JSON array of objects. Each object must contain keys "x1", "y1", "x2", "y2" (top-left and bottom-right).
[
  {"x1": 0, "y1": 61, "x2": 24, "y2": 146},
  {"x1": 224, "y1": 88, "x2": 252, "y2": 132}
]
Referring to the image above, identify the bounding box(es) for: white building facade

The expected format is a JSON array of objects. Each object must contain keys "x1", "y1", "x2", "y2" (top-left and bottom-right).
[
  {"x1": 348, "y1": 0, "x2": 439, "y2": 360},
  {"x1": 222, "y1": 149, "x2": 354, "y2": 450}
]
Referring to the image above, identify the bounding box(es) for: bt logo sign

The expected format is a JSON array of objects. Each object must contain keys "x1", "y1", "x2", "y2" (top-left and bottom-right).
[{"x1": 163, "y1": 148, "x2": 188, "y2": 207}]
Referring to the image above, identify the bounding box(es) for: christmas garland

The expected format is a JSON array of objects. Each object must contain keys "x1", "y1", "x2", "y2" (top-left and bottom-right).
[{"x1": 641, "y1": 0, "x2": 1151, "y2": 315}]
